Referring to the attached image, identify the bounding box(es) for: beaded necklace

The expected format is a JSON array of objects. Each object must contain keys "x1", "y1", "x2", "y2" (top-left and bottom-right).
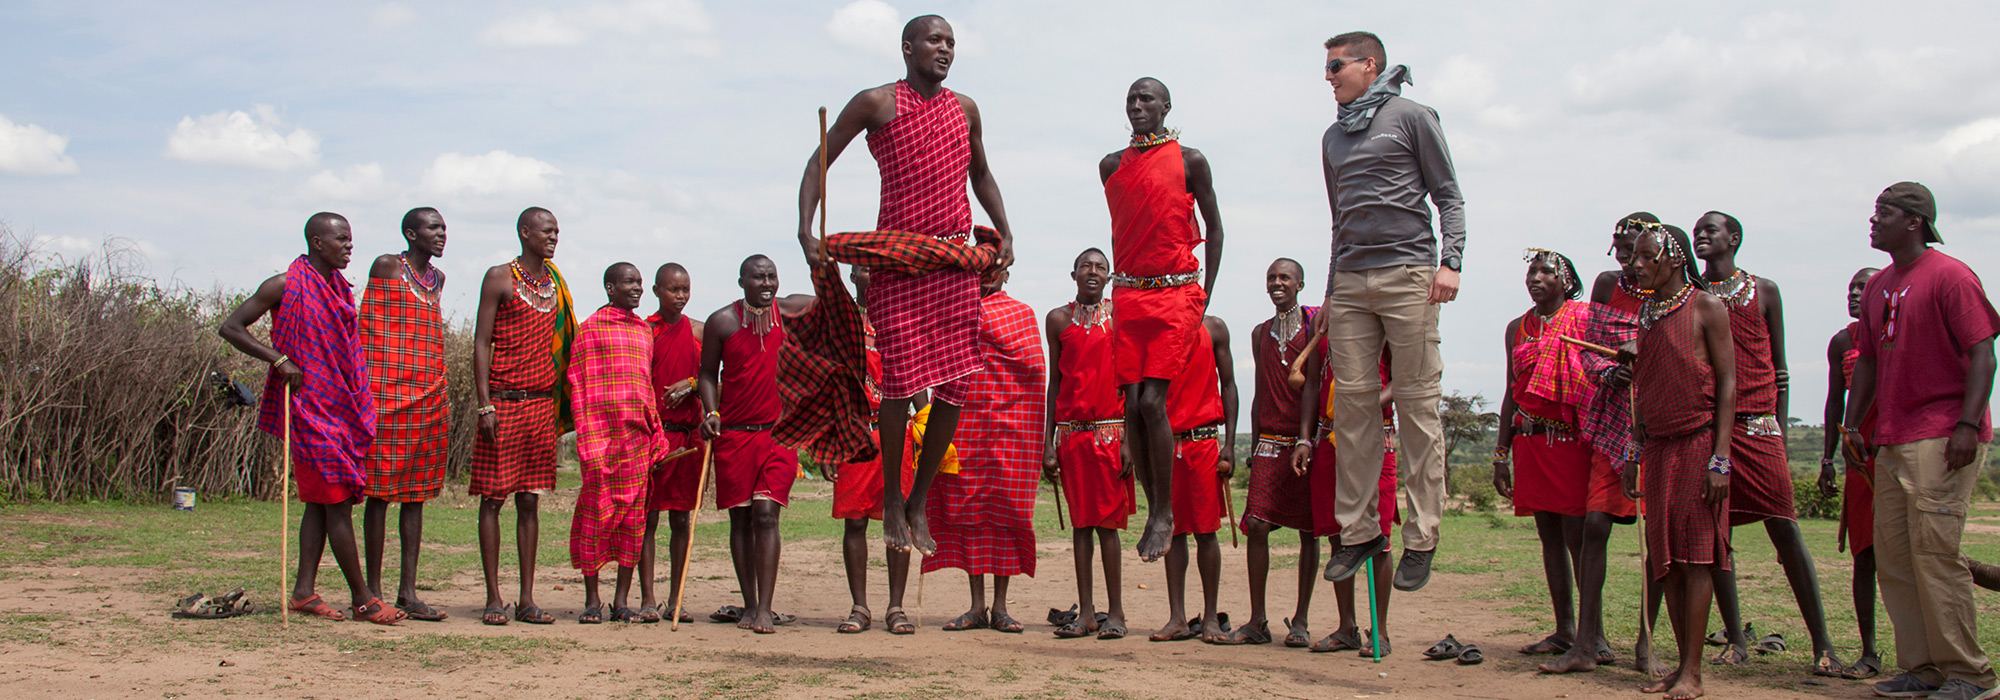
[
  {"x1": 1269, "y1": 304, "x2": 1304, "y2": 346},
  {"x1": 1706, "y1": 269, "x2": 1755, "y2": 306},
  {"x1": 400, "y1": 253, "x2": 442, "y2": 307},
  {"x1": 1071, "y1": 299, "x2": 1110, "y2": 330},
  {"x1": 1129, "y1": 129, "x2": 1178, "y2": 149},
  {"x1": 738, "y1": 300, "x2": 777, "y2": 350},
  {"x1": 509, "y1": 258, "x2": 558, "y2": 313},
  {"x1": 1639, "y1": 283, "x2": 1695, "y2": 329}
]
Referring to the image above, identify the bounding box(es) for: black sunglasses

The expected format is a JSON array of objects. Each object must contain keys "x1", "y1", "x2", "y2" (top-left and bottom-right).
[{"x1": 1326, "y1": 56, "x2": 1370, "y2": 74}]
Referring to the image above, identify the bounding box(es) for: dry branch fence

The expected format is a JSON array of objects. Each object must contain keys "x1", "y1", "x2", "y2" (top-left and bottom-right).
[{"x1": 0, "y1": 226, "x2": 479, "y2": 502}]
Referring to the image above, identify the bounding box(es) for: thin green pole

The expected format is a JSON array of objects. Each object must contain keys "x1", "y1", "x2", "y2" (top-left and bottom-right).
[{"x1": 1366, "y1": 553, "x2": 1380, "y2": 663}]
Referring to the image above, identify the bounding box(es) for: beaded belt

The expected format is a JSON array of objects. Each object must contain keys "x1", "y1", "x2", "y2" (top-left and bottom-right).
[
  {"x1": 1057, "y1": 418, "x2": 1124, "y2": 445},
  {"x1": 1175, "y1": 424, "x2": 1221, "y2": 442},
  {"x1": 1111, "y1": 271, "x2": 1199, "y2": 289},
  {"x1": 1253, "y1": 434, "x2": 1300, "y2": 459},
  {"x1": 494, "y1": 389, "x2": 552, "y2": 401},
  {"x1": 1738, "y1": 413, "x2": 1782, "y2": 437},
  {"x1": 1517, "y1": 415, "x2": 1576, "y2": 437}
]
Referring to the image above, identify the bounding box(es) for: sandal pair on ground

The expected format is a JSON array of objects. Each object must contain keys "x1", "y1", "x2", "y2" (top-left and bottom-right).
[
  {"x1": 288, "y1": 593, "x2": 408, "y2": 625},
  {"x1": 1048, "y1": 606, "x2": 1124, "y2": 640},
  {"x1": 941, "y1": 608, "x2": 1025, "y2": 633},
  {"x1": 837, "y1": 606, "x2": 915, "y2": 635},
  {"x1": 1422, "y1": 634, "x2": 1484, "y2": 665},
  {"x1": 174, "y1": 589, "x2": 255, "y2": 620}
]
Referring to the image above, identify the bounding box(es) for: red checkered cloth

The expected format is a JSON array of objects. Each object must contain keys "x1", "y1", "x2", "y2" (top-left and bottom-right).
[
  {"x1": 567, "y1": 306, "x2": 669, "y2": 572},
  {"x1": 1723, "y1": 274, "x2": 1779, "y2": 415},
  {"x1": 1243, "y1": 309, "x2": 1316, "y2": 533},
  {"x1": 1634, "y1": 296, "x2": 1729, "y2": 579},
  {"x1": 258, "y1": 256, "x2": 375, "y2": 494},
  {"x1": 924, "y1": 292, "x2": 1045, "y2": 577},
  {"x1": 1579, "y1": 302, "x2": 1641, "y2": 466},
  {"x1": 470, "y1": 290, "x2": 563, "y2": 497},
  {"x1": 357, "y1": 275, "x2": 448, "y2": 502},
  {"x1": 1719, "y1": 276, "x2": 1794, "y2": 525},
  {"x1": 775, "y1": 263, "x2": 876, "y2": 465},
  {"x1": 824, "y1": 226, "x2": 1004, "y2": 276}
]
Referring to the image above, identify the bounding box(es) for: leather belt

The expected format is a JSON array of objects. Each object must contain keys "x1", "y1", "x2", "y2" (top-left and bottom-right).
[
  {"x1": 494, "y1": 389, "x2": 552, "y2": 402},
  {"x1": 1175, "y1": 424, "x2": 1221, "y2": 442},
  {"x1": 661, "y1": 423, "x2": 698, "y2": 434},
  {"x1": 722, "y1": 422, "x2": 775, "y2": 432}
]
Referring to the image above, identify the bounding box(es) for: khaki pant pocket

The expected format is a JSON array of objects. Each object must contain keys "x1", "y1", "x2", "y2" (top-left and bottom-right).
[{"x1": 1913, "y1": 490, "x2": 1968, "y2": 556}]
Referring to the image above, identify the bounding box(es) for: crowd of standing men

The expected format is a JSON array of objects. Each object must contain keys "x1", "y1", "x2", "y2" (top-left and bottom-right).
[{"x1": 217, "y1": 15, "x2": 1998, "y2": 700}]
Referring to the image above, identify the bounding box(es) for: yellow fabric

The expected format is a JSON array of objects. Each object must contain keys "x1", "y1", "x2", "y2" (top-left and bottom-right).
[{"x1": 908, "y1": 403, "x2": 961, "y2": 475}]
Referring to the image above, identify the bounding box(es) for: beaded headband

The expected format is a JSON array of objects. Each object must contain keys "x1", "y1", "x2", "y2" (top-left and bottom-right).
[{"x1": 1522, "y1": 247, "x2": 1582, "y2": 298}]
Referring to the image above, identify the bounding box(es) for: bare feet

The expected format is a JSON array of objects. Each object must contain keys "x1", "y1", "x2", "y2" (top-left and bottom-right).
[
  {"x1": 1149, "y1": 618, "x2": 1196, "y2": 642},
  {"x1": 746, "y1": 608, "x2": 776, "y2": 634},
  {"x1": 883, "y1": 508, "x2": 912, "y2": 552},
  {"x1": 1197, "y1": 615, "x2": 1230, "y2": 644},
  {"x1": 1538, "y1": 646, "x2": 1599, "y2": 674},
  {"x1": 906, "y1": 506, "x2": 936, "y2": 557},
  {"x1": 1633, "y1": 635, "x2": 1673, "y2": 677},
  {"x1": 1640, "y1": 668, "x2": 1682, "y2": 695},
  {"x1": 1665, "y1": 672, "x2": 1705, "y2": 699},
  {"x1": 1137, "y1": 513, "x2": 1173, "y2": 562}
]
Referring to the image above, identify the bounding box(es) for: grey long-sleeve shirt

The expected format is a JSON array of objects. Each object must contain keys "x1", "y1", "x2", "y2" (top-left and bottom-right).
[{"x1": 1321, "y1": 95, "x2": 1466, "y2": 290}]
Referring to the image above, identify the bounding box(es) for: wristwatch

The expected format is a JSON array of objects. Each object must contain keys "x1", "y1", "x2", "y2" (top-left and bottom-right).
[{"x1": 1440, "y1": 256, "x2": 1462, "y2": 272}]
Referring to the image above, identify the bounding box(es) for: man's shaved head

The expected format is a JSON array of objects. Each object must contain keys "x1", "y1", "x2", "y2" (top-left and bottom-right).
[
  {"x1": 902, "y1": 14, "x2": 948, "y2": 43},
  {"x1": 740, "y1": 254, "x2": 773, "y2": 277},
  {"x1": 1074, "y1": 247, "x2": 1107, "y2": 268},
  {"x1": 1131, "y1": 77, "x2": 1171, "y2": 104},
  {"x1": 655, "y1": 262, "x2": 688, "y2": 284},
  {"x1": 1272, "y1": 257, "x2": 1305, "y2": 279},
  {"x1": 604, "y1": 261, "x2": 639, "y2": 285},
  {"x1": 517, "y1": 206, "x2": 553, "y2": 232},
  {"x1": 305, "y1": 211, "x2": 348, "y2": 240}
]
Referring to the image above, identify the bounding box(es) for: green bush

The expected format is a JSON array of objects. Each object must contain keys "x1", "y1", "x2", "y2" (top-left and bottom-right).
[{"x1": 1792, "y1": 476, "x2": 1839, "y2": 520}]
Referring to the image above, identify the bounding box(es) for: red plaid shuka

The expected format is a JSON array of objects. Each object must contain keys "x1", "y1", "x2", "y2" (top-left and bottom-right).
[
  {"x1": 863, "y1": 79, "x2": 983, "y2": 401},
  {"x1": 1244, "y1": 307, "x2": 1316, "y2": 533},
  {"x1": 470, "y1": 290, "x2": 563, "y2": 497},
  {"x1": 258, "y1": 256, "x2": 375, "y2": 494},
  {"x1": 1716, "y1": 273, "x2": 1794, "y2": 525},
  {"x1": 925, "y1": 292, "x2": 1045, "y2": 577},
  {"x1": 1634, "y1": 294, "x2": 1729, "y2": 580},
  {"x1": 567, "y1": 306, "x2": 669, "y2": 572},
  {"x1": 775, "y1": 263, "x2": 876, "y2": 465},
  {"x1": 358, "y1": 274, "x2": 448, "y2": 502},
  {"x1": 824, "y1": 226, "x2": 1004, "y2": 276},
  {"x1": 1578, "y1": 302, "x2": 1641, "y2": 466}
]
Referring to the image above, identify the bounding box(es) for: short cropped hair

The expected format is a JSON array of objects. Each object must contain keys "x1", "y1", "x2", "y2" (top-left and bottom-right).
[{"x1": 1323, "y1": 31, "x2": 1385, "y2": 64}]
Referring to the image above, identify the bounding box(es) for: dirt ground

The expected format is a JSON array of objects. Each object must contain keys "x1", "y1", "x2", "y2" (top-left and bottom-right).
[{"x1": 0, "y1": 482, "x2": 1897, "y2": 699}]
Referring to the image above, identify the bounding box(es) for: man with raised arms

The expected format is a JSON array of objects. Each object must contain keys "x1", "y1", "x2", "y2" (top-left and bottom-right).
[
  {"x1": 219, "y1": 212, "x2": 401, "y2": 625},
  {"x1": 1100, "y1": 76, "x2": 1226, "y2": 562},
  {"x1": 797, "y1": 14, "x2": 1016, "y2": 557},
  {"x1": 357, "y1": 207, "x2": 450, "y2": 622},
  {"x1": 698, "y1": 255, "x2": 816, "y2": 634},
  {"x1": 1045, "y1": 249, "x2": 1135, "y2": 640},
  {"x1": 1315, "y1": 31, "x2": 1465, "y2": 594},
  {"x1": 469, "y1": 206, "x2": 577, "y2": 626},
  {"x1": 639, "y1": 262, "x2": 703, "y2": 624}
]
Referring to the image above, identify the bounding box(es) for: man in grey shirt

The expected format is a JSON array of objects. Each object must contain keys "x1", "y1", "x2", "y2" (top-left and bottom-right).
[{"x1": 1316, "y1": 31, "x2": 1465, "y2": 616}]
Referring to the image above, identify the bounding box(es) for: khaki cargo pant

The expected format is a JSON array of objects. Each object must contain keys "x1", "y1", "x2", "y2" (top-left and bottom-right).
[
  {"x1": 1325, "y1": 265, "x2": 1445, "y2": 550},
  {"x1": 1876, "y1": 437, "x2": 1995, "y2": 687}
]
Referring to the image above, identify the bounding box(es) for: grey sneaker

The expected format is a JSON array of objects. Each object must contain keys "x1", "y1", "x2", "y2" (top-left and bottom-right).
[
  {"x1": 1873, "y1": 673, "x2": 1941, "y2": 698},
  {"x1": 1930, "y1": 679, "x2": 2000, "y2": 700},
  {"x1": 1393, "y1": 547, "x2": 1435, "y2": 591},
  {"x1": 1322, "y1": 535, "x2": 1388, "y2": 582}
]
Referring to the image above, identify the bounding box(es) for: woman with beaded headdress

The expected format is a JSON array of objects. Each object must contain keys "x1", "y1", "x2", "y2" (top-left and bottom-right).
[
  {"x1": 1622, "y1": 223, "x2": 1737, "y2": 700},
  {"x1": 1493, "y1": 249, "x2": 1601, "y2": 663}
]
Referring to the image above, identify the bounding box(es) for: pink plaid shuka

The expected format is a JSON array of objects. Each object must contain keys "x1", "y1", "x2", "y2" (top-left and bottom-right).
[
  {"x1": 924, "y1": 292, "x2": 1045, "y2": 577},
  {"x1": 864, "y1": 79, "x2": 982, "y2": 400},
  {"x1": 566, "y1": 306, "x2": 669, "y2": 572}
]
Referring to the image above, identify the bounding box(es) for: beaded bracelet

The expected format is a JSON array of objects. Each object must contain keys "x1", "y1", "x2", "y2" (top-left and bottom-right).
[
  {"x1": 1707, "y1": 455, "x2": 1733, "y2": 475},
  {"x1": 272, "y1": 354, "x2": 291, "y2": 368},
  {"x1": 475, "y1": 405, "x2": 496, "y2": 416}
]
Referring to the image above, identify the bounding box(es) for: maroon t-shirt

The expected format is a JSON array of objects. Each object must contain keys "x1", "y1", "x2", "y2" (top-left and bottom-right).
[{"x1": 1857, "y1": 249, "x2": 2000, "y2": 445}]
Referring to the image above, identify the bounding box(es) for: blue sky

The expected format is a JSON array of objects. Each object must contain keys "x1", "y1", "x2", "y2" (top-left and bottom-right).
[{"x1": 3, "y1": 0, "x2": 1998, "y2": 417}]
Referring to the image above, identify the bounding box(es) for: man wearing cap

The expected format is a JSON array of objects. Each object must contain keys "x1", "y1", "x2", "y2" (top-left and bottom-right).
[{"x1": 1844, "y1": 182, "x2": 2000, "y2": 700}]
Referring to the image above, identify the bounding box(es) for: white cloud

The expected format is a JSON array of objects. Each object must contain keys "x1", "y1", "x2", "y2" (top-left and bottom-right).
[
  {"x1": 828, "y1": 0, "x2": 900, "y2": 55},
  {"x1": 0, "y1": 115, "x2": 80, "y2": 175},
  {"x1": 419, "y1": 151, "x2": 562, "y2": 197},
  {"x1": 480, "y1": 0, "x2": 714, "y2": 51},
  {"x1": 1423, "y1": 56, "x2": 1525, "y2": 129},
  {"x1": 369, "y1": 3, "x2": 416, "y2": 29},
  {"x1": 165, "y1": 105, "x2": 320, "y2": 170},
  {"x1": 301, "y1": 163, "x2": 388, "y2": 201}
]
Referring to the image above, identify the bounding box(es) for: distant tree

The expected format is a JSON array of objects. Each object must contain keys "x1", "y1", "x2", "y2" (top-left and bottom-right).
[{"x1": 1439, "y1": 391, "x2": 1498, "y2": 494}]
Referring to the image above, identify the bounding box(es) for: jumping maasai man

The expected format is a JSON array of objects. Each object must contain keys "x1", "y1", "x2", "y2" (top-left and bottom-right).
[
  {"x1": 930, "y1": 268, "x2": 1045, "y2": 634},
  {"x1": 357, "y1": 206, "x2": 449, "y2": 622},
  {"x1": 1301, "y1": 352, "x2": 1398, "y2": 655},
  {"x1": 1819, "y1": 266, "x2": 1882, "y2": 679},
  {"x1": 568, "y1": 263, "x2": 670, "y2": 625},
  {"x1": 1493, "y1": 249, "x2": 1598, "y2": 661},
  {"x1": 1691, "y1": 211, "x2": 1838, "y2": 674},
  {"x1": 798, "y1": 14, "x2": 1018, "y2": 557},
  {"x1": 833, "y1": 264, "x2": 921, "y2": 636},
  {"x1": 1218, "y1": 258, "x2": 1318, "y2": 647},
  {"x1": 1624, "y1": 223, "x2": 1736, "y2": 700},
  {"x1": 640, "y1": 262, "x2": 703, "y2": 625},
  {"x1": 1580, "y1": 212, "x2": 1657, "y2": 676},
  {"x1": 699, "y1": 255, "x2": 815, "y2": 634},
  {"x1": 219, "y1": 212, "x2": 401, "y2": 625},
  {"x1": 1045, "y1": 248, "x2": 1135, "y2": 640},
  {"x1": 470, "y1": 206, "x2": 577, "y2": 626},
  {"x1": 1102, "y1": 76, "x2": 1226, "y2": 563},
  {"x1": 1149, "y1": 315, "x2": 1236, "y2": 644}
]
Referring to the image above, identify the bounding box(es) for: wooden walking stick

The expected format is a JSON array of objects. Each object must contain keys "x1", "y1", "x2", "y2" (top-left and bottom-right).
[
  {"x1": 669, "y1": 441, "x2": 715, "y2": 631},
  {"x1": 1221, "y1": 473, "x2": 1239, "y2": 548},
  {"x1": 817, "y1": 106, "x2": 831, "y2": 266},
  {"x1": 1286, "y1": 328, "x2": 1326, "y2": 389},
  {"x1": 1049, "y1": 471, "x2": 1067, "y2": 531},
  {"x1": 1558, "y1": 334, "x2": 1655, "y2": 643},
  {"x1": 280, "y1": 384, "x2": 291, "y2": 628}
]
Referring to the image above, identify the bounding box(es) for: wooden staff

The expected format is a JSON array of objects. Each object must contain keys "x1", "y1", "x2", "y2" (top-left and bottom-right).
[
  {"x1": 1557, "y1": 334, "x2": 1618, "y2": 358},
  {"x1": 817, "y1": 106, "x2": 831, "y2": 266},
  {"x1": 1221, "y1": 471, "x2": 1239, "y2": 548},
  {"x1": 668, "y1": 441, "x2": 715, "y2": 631},
  {"x1": 915, "y1": 551, "x2": 925, "y2": 629},
  {"x1": 1050, "y1": 469, "x2": 1067, "y2": 532},
  {"x1": 1285, "y1": 328, "x2": 1326, "y2": 389},
  {"x1": 661, "y1": 445, "x2": 700, "y2": 463},
  {"x1": 1561, "y1": 334, "x2": 1656, "y2": 643},
  {"x1": 280, "y1": 384, "x2": 291, "y2": 628}
]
